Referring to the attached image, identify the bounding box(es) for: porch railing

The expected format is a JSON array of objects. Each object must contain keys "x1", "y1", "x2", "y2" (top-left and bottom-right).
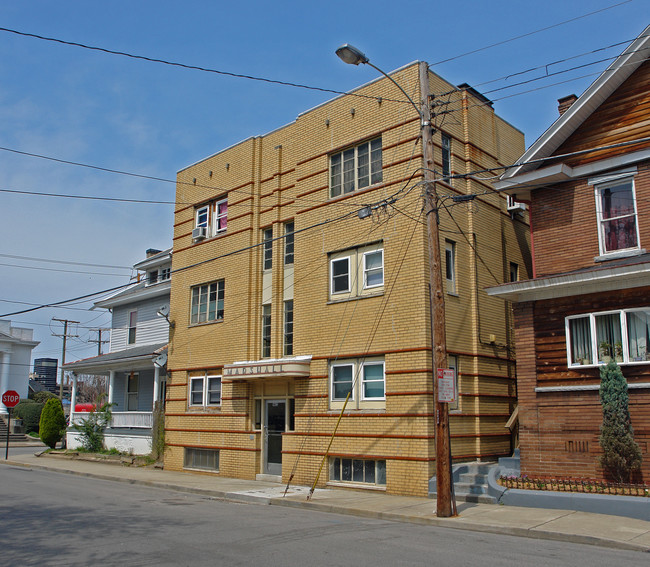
[{"x1": 70, "y1": 411, "x2": 153, "y2": 429}]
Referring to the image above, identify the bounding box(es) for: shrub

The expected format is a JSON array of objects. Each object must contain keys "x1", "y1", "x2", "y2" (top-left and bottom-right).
[
  {"x1": 599, "y1": 360, "x2": 642, "y2": 483},
  {"x1": 33, "y1": 391, "x2": 58, "y2": 404},
  {"x1": 73, "y1": 400, "x2": 113, "y2": 452},
  {"x1": 13, "y1": 400, "x2": 44, "y2": 434},
  {"x1": 39, "y1": 398, "x2": 67, "y2": 449}
]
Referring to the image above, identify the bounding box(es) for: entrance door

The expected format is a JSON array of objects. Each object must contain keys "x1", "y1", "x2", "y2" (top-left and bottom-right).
[{"x1": 264, "y1": 400, "x2": 286, "y2": 475}]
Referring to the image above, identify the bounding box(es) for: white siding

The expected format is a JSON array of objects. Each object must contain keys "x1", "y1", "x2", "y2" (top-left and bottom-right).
[{"x1": 110, "y1": 297, "x2": 170, "y2": 351}]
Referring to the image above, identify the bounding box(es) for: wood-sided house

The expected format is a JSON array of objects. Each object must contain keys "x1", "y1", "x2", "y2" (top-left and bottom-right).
[{"x1": 488, "y1": 25, "x2": 650, "y2": 481}]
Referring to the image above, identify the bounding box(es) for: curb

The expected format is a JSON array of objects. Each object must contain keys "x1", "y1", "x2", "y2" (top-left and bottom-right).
[{"x1": 1, "y1": 458, "x2": 648, "y2": 553}]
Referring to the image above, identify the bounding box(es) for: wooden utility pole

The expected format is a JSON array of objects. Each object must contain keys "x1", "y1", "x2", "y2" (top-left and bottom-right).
[
  {"x1": 419, "y1": 61, "x2": 454, "y2": 518},
  {"x1": 52, "y1": 318, "x2": 79, "y2": 399},
  {"x1": 89, "y1": 328, "x2": 110, "y2": 356}
]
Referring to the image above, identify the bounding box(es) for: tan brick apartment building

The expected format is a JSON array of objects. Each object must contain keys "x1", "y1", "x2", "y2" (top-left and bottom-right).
[
  {"x1": 165, "y1": 61, "x2": 529, "y2": 496},
  {"x1": 488, "y1": 26, "x2": 650, "y2": 482}
]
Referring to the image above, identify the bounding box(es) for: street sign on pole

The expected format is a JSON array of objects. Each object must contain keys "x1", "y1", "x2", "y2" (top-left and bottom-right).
[
  {"x1": 3, "y1": 390, "x2": 20, "y2": 459},
  {"x1": 2, "y1": 390, "x2": 20, "y2": 408},
  {"x1": 437, "y1": 369, "x2": 456, "y2": 403}
]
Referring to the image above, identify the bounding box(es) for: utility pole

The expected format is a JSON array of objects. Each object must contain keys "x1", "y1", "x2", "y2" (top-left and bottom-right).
[
  {"x1": 419, "y1": 61, "x2": 454, "y2": 518},
  {"x1": 89, "y1": 328, "x2": 110, "y2": 356},
  {"x1": 52, "y1": 318, "x2": 79, "y2": 399}
]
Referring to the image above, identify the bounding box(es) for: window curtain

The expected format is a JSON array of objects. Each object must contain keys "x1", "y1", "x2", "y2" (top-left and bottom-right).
[
  {"x1": 569, "y1": 317, "x2": 592, "y2": 365},
  {"x1": 627, "y1": 310, "x2": 650, "y2": 360},
  {"x1": 595, "y1": 313, "x2": 622, "y2": 360}
]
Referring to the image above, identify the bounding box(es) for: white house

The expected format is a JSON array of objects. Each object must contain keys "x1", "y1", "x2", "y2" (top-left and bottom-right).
[
  {"x1": 0, "y1": 320, "x2": 39, "y2": 414},
  {"x1": 65, "y1": 248, "x2": 171, "y2": 454}
]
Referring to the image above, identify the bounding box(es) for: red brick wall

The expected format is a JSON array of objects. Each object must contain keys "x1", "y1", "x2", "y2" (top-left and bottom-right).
[{"x1": 531, "y1": 160, "x2": 650, "y2": 278}]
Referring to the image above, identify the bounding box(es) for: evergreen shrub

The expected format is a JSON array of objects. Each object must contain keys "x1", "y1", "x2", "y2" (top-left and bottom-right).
[{"x1": 39, "y1": 398, "x2": 67, "y2": 449}]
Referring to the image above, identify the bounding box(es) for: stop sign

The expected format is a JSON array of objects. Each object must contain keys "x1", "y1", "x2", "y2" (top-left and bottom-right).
[{"x1": 2, "y1": 390, "x2": 20, "y2": 408}]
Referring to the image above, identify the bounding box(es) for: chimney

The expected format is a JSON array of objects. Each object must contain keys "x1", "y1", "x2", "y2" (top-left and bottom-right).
[
  {"x1": 146, "y1": 248, "x2": 162, "y2": 258},
  {"x1": 557, "y1": 94, "x2": 578, "y2": 116}
]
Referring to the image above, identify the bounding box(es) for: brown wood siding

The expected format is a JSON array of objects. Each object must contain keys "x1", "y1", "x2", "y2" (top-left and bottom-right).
[
  {"x1": 531, "y1": 160, "x2": 650, "y2": 277},
  {"x1": 550, "y1": 60, "x2": 650, "y2": 166},
  {"x1": 533, "y1": 287, "x2": 650, "y2": 385}
]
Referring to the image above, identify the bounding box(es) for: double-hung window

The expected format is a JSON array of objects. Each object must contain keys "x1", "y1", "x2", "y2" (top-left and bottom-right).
[
  {"x1": 330, "y1": 138, "x2": 382, "y2": 197},
  {"x1": 566, "y1": 308, "x2": 650, "y2": 367},
  {"x1": 189, "y1": 374, "x2": 222, "y2": 407},
  {"x1": 127, "y1": 310, "x2": 137, "y2": 345},
  {"x1": 190, "y1": 280, "x2": 225, "y2": 324},
  {"x1": 329, "y1": 243, "x2": 384, "y2": 301},
  {"x1": 194, "y1": 197, "x2": 228, "y2": 239},
  {"x1": 330, "y1": 358, "x2": 385, "y2": 409},
  {"x1": 283, "y1": 300, "x2": 293, "y2": 356},
  {"x1": 593, "y1": 175, "x2": 639, "y2": 257},
  {"x1": 262, "y1": 304, "x2": 272, "y2": 358}
]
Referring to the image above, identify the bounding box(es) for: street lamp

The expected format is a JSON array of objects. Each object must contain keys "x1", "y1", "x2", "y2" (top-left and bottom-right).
[{"x1": 336, "y1": 44, "x2": 455, "y2": 517}]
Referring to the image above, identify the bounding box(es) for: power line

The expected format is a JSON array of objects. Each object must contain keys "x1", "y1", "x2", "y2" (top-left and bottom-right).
[
  {"x1": 0, "y1": 27, "x2": 401, "y2": 105},
  {"x1": 429, "y1": 1, "x2": 633, "y2": 66},
  {"x1": 0, "y1": 253, "x2": 131, "y2": 270},
  {"x1": 0, "y1": 262, "x2": 130, "y2": 277}
]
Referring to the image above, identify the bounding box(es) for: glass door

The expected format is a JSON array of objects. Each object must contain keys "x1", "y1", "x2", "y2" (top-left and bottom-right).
[{"x1": 264, "y1": 400, "x2": 286, "y2": 475}]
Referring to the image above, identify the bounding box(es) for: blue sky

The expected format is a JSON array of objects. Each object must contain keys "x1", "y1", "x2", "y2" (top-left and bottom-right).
[{"x1": 0, "y1": 0, "x2": 645, "y2": 368}]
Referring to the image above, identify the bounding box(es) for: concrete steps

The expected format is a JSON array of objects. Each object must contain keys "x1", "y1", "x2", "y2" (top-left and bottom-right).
[
  {"x1": 0, "y1": 416, "x2": 27, "y2": 442},
  {"x1": 429, "y1": 452, "x2": 521, "y2": 504}
]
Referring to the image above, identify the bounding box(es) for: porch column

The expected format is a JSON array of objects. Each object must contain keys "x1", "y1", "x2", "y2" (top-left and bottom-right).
[
  {"x1": 153, "y1": 365, "x2": 160, "y2": 405},
  {"x1": 0, "y1": 351, "x2": 11, "y2": 415},
  {"x1": 69, "y1": 373, "x2": 78, "y2": 423},
  {"x1": 108, "y1": 370, "x2": 115, "y2": 406}
]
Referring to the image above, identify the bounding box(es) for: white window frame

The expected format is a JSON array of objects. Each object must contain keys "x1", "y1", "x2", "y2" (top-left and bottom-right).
[
  {"x1": 566, "y1": 308, "x2": 650, "y2": 367},
  {"x1": 283, "y1": 299, "x2": 293, "y2": 356},
  {"x1": 127, "y1": 310, "x2": 137, "y2": 345},
  {"x1": 363, "y1": 249, "x2": 384, "y2": 289},
  {"x1": 330, "y1": 137, "x2": 382, "y2": 198},
  {"x1": 261, "y1": 304, "x2": 272, "y2": 358},
  {"x1": 330, "y1": 256, "x2": 351, "y2": 295},
  {"x1": 593, "y1": 176, "x2": 640, "y2": 257},
  {"x1": 189, "y1": 374, "x2": 222, "y2": 407},
  {"x1": 445, "y1": 240, "x2": 456, "y2": 295},
  {"x1": 212, "y1": 198, "x2": 228, "y2": 235},
  {"x1": 330, "y1": 358, "x2": 385, "y2": 409},
  {"x1": 329, "y1": 243, "x2": 384, "y2": 301},
  {"x1": 194, "y1": 197, "x2": 228, "y2": 239},
  {"x1": 190, "y1": 280, "x2": 225, "y2": 325}
]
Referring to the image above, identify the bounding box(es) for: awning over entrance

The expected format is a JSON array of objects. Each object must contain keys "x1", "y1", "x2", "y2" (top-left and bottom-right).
[{"x1": 223, "y1": 355, "x2": 311, "y2": 380}]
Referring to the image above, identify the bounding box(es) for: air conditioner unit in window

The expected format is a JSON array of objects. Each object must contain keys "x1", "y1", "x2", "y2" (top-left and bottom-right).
[
  {"x1": 192, "y1": 226, "x2": 207, "y2": 241},
  {"x1": 506, "y1": 195, "x2": 527, "y2": 212}
]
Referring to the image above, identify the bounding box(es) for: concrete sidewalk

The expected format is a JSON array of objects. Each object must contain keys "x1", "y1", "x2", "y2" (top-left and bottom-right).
[{"x1": 1, "y1": 446, "x2": 649, "y2": 553}]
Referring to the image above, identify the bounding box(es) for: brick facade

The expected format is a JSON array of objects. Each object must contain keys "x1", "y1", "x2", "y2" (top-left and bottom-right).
[{"x1": 165, "y1": 63, "x2": 528, "y2": 497}]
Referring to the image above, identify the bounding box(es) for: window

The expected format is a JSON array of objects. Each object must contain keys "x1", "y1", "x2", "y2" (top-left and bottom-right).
[
  {"x1": 263, "y1": 228, "x2": 273, "y2": 270},
  {"x1": 329, "y1": 243, "x2": 384, "y2": 300},
  {"x1": 146, "y1": 267, "x2": 170, "y2": 286},
  {"x1": 190, "y1": 280, "x2": 224, "y2": 324},
  {"x1": 127, "y1": 310, "x2": 137, "y2": 344},
  {"x1": 284, "y1": 300, "x2": 293, "y2": 356},
  {"x1": 445, "y1": 240, "x2": 456, "y2": 294},
  {"x1": 189, "y1": 374, "x2": 222, "y2": 406},
  {"x1": 330, "y1": 457, "x2": 386, "y2": 486},
  {"x1": 441, "y1": 133, "x2": 451, "y2": 180},
  {"x1": 595, "y1": 178, "x2": 639, "y2": 256},
  {"x1": 509, "y1": 262, "x2": 519, "y2": 283},
  {"x1": 284, "y1": 221, "x2": 294, "y2": 265},
  {"x1": 566, "y1": 308, "x2": 650, "y2": 366},
  {"x1": 184, "y1": 448, "x2": 219, "y2": 471},
  {"x1": 194, "y1": 197, "x2": 228, "y2": 239},
  {"x1": 330, "y1": 138, "x2": 382, "y2": 197},
  {"x1": 330, "y1": 358, "x2": 385, "y2": 409},
  {"x1": 262, "y1": 304, "x2": 272, "y2": 358}
]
